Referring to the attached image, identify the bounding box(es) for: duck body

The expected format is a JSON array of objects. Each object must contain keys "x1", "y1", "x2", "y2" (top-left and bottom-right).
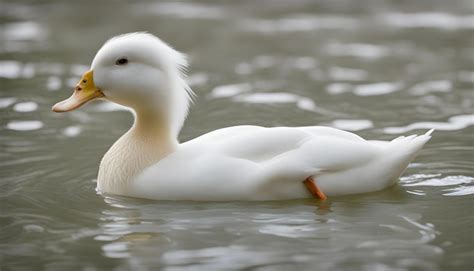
[
  {"x1": 52, "y1": 32, "x2": 433, "y2": 201},
  {"x1": 117, "y1": 125, "x2": 432, "y2": 201}
]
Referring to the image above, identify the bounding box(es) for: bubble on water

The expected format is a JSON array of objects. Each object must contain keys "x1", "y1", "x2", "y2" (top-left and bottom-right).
[
  {"x1": 63, "y1": 126, "x2": 82, "y2": 137},
  {"x1": 354, "y1": 82, "x2": 402, "y2": 96},
  {"x1": 384, "y1": 114, "x2": 474, "y2": 134},
  {"x1": 329, "y1": 119, "x2": 374, "y2": 131},
  {"x1": 208, "y1": 84, "x2": 251, "y2": 98},
  {"x1": 13, "y1": 102, "x2": 38, "y2": 112},
  {"x1": 6, "y1": 120, "x2": 43, "y2": 131},
  {"x1": 0, "y1": 97, "x2": 17, "y2": 108}
]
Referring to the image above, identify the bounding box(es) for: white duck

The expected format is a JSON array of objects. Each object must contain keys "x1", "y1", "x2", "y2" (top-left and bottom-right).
[{"x1": 53, "y1": 32, "x2": 433, "y2": 201}]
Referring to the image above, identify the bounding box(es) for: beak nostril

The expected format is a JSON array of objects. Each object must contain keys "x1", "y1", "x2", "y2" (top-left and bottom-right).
[{"x1": 76, "y1": 86, "x2": 82, "y2": 91}]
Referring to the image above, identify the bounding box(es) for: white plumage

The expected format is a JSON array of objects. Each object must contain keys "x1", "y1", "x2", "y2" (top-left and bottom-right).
[{"x1": 54, "y1": 32, "x2": 433, "y2": 201}]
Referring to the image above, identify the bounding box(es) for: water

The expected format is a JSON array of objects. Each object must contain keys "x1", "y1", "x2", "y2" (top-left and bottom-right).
[{"x1": 1, "y1": 0, "x2": 473, "y2": 270}]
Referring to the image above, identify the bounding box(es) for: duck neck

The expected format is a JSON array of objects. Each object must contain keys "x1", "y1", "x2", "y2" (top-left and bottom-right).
[
  {"x1": 97, "y1": 107, "x2": 178, "y2": 195},
  {"x1": 131, "y1": 108, "x2": 179, "y2": 156}
]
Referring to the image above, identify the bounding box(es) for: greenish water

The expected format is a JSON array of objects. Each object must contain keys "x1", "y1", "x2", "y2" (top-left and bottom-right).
[{"x1": 1, "y1": 0, "x2": 473, "y2": 270}]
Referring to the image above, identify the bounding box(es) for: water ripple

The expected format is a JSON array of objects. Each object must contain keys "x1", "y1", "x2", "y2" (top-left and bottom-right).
[
  {"x1": 384, "y1": 114, "x2": 474, "y2": 134},
  {"x1": 239, "y1": 15, "x2": 359, "y2": 33},
  {"x1": 409, "y1": 80, "x2": 452, "y2": 96},
  {"x1": 401, "y1": 175, "x2": 474, "y2": 197},
  {"x1": 136, "y1": 2, "x2": 225, "y2": 19},
  {"x1": 379, "y1": 13, "x2": 474, "y2": 30}
]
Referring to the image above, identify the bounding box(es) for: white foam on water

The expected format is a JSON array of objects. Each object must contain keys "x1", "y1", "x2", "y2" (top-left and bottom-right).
[
  {"x1": 0, "y1": 61, "x2": 22, "y2": 79},
  {"x1": 296, "y1": 98, "x2": 317, "y2": 111},
  {"x1": 208, "y1": 83, "x2": 252, "y2": 98},
  {"x1": 0, "y1": 97, "x2": 17, "y2": 108},
  {"x1": 6, "y1": 120, "x2": 43, "y2": 131},
  {"x1": 13, "y1": 102, "x2": 38, "y2": 112},
  {"x1": 329, "y1": 119, "x2": 374, "y2": 131},
  {"x1": 354, "y1": 82, "x2": 402, "y2": 96},
  {"x1": 232, "y1": 92, "x2": 299, "y2": 104},
  {"x1": 63, "y1": 126, "x2": 82, "y2": 137}
]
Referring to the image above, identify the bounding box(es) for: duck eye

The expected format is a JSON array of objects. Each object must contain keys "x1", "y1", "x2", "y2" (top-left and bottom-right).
[{"x1": 115, "y1": 58, "x2": 128, "y2": 65}]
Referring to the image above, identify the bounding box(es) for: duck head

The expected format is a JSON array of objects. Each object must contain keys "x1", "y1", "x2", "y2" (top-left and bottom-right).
[{"x1": 52, "y1": 32, "x2": 194, "y2": 136}]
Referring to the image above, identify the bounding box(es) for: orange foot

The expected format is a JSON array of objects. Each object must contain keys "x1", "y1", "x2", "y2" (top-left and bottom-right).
[{"x1": 303, "y1": 176, "x2": 327, "y2": 201}]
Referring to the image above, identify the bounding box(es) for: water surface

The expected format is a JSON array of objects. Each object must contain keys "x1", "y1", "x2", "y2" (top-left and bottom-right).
[{"x1": 1, "y1": 0, "x2": 473, "y2": 270}]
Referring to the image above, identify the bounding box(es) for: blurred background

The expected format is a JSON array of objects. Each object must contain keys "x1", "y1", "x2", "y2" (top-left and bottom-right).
[{"x1": 1, "y1": 0, "x2": 473, "y2": 270}]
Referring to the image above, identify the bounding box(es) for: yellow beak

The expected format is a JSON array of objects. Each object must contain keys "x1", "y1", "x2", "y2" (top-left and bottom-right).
[{"x1": 52, "y1": 70, "x2": 104, "y2": 112}]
